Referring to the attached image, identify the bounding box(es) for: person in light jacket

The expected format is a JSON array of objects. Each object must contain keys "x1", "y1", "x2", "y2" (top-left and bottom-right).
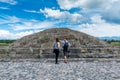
[{"x1": 53, "y1": 38, "x2": 61, "y2": 64}]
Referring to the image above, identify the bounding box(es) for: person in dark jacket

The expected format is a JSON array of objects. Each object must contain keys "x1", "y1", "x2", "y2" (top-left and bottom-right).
[{"x1": 62, "y1": 38, "x2": 70, "y2": 63}]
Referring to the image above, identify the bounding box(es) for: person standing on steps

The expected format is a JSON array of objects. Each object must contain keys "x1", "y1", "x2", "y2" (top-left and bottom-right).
[
  {"x1": 53, "y1": 38, "x2": 61, "y2": 64},
  {"x1": 62, "y1": 37, "x2": 70, "y2": 63}
]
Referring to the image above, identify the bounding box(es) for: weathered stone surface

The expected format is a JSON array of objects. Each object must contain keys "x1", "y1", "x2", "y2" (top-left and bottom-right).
[
  {"x1": 10, "y1": 28, "x2": 110, "y2": 49},
  {"x1": 0, "y1": 60, "x2": 120, "y2": 80},
  {"x1": 9, "y1": 51, "x2": 16, "y2": 58},
  {"x1": 2, "y1": 28, "x2": 118, "y2": 58}
]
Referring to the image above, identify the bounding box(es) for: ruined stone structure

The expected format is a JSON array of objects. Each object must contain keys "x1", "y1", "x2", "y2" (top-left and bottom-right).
[{"x1": 0, "y1": 28, "x2": 119, "y2": 59}]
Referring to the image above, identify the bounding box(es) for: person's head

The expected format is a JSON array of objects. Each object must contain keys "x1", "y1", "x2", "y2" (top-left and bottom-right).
[
  {"x1": 56, "y1": 38, "x2": 59, "y2": 42},
  {"x1": 63, "y1": 36, "x2": 67, "y2": 41}
]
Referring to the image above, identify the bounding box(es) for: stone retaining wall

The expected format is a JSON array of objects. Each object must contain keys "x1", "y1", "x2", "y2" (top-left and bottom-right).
[{"x1": 0, "y1": 48, "x2": 119, "y2": 59}]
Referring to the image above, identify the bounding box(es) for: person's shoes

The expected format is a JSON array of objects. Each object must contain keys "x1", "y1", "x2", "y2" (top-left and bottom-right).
[{"x1": 64, "y1": 61, "x2": 67, "y2": 63}]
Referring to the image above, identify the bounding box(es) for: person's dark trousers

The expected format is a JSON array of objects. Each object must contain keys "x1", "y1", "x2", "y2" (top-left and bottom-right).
[
  {"x1": 63, "y1": 49, "x2": 68, "y2": 57},
  {"x1": 54, "y1": 49, "x2": 59, "y2": 64}
]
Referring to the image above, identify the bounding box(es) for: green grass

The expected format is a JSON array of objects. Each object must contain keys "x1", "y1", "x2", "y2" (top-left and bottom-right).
[
  {"x1": 104, "y1": 40, "x2": 120, "y2": 46},
  {"x1": 0, "y1": 43, "x2": 10, "y2": 46},
  {"x1": 110, "y1": 42, "x2": 120, "y2": 46},
  {"x1": 0, "y1": 40, "x2": 16, "y2": 43},
  {"x1": 0, "y1": 40, "x2": 16, "y2": 46}
]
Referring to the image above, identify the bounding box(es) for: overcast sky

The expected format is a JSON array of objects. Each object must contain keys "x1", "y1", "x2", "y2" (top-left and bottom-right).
[{"x1": 0, "y1": 0, "x2": 120, "y2": 39}]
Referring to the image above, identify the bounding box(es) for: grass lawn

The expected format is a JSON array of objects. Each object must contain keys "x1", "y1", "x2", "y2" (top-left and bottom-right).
[
  {"x1": 0, "y1": 43, "x2": 10, "y2": 46},
  {"x1": 110, "y1": 42, "x2": 120, "y2": 46},
  {"x1": 0, "y1": 40, "x2": 16, "y2": 47}
]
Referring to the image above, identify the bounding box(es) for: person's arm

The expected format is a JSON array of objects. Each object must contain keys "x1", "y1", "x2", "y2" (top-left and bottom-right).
[
  {"x1": 60, "y1": 40, "x2": 64, "y2": 47},
  {"x1": 57, "y1": 42, "x2": 61, "y2": 48},
  {"x1": 68, "y1": 42, "x2": 71, "y2": 47}
]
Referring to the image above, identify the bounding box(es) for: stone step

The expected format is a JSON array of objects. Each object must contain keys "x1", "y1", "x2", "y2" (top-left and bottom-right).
[
  {"x1": 1, "y1": 58, "x2": 120, "y2": 62},
  {"x1": 0, "y1": 51, "x2": 119, "y2": 59},
  {"x1": 42, "y1": 53, "x2": 80, "y2": 58}
]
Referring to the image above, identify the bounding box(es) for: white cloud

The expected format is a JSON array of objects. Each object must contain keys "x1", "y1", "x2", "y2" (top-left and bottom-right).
[
  {"x1": 91, "y1": 15, "x2": 106, "y2": 24},
  {"x1": 0, "y1": 16, "x2": 53, "y2": 39},
  {"x1": 57, "y1": 0, "x2": 120, "y2": 24},
  {"x1": 0, "y1": 0, "x2": 17, "y2": 5},
  {"x1": 0, "y1": 15, "x2": 20, "y2": 24},
  {"x1": 73, "y1": 15, "x2": 120, "y2": 37},
  {"x1": 9, "y1": 20, "x2": 56, "y2": 31},
  {"x1": 40, "y1": 8, "x2": 86, "y2": 24},
  {"x1": 0, "y1": 30, "x2": 34, "y2": 39},
  {"x1": 7, "y1": 16, "x2": 20, "y2": 23},
  {"x1": 0, "y1": 15, "x2": 56, "y2": 31},
  {"x1": 57, "y1": 0, "x2": 118, "y2": 10},
  {"x1": 23, "y1": 9, "x2": 40, "y2": 14},
  {"x1": 102, "y1": 1, "x2": 120, "y2": 22},
  {"x1": 40, "y1": 8, "x2": 68, "y2": 19},
  {"x1": 0, "y1": 6, "x2": 10, "y2": 10}
]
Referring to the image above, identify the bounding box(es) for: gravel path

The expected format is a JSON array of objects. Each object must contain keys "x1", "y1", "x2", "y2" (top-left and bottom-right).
[{"x1": 0, "y1": 60, "x2": 120, "y2": 80}]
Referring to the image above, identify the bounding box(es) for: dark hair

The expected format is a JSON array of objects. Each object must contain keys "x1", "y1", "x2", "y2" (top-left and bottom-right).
[
  {"x1": 56, "y1": 38, "x2": 59, "y2": 42},
  {"x1": 63, "y1": 36, "x2": 67, "y2": 39}
]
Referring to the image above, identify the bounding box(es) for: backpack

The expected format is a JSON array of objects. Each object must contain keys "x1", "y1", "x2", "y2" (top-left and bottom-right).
[{"x1": 63, "y1": 41, "x2": 69, "y2": 50}]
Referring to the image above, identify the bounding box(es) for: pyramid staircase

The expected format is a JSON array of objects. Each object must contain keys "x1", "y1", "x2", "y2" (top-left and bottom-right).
[{"x1": 0, "y1": 47, "x2": 119, "y2": 60}]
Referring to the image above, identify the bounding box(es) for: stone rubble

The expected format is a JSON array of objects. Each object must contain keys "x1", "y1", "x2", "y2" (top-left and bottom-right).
[{"x1": 0, "y1": 60, "x2": 120, "y2": 80}]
